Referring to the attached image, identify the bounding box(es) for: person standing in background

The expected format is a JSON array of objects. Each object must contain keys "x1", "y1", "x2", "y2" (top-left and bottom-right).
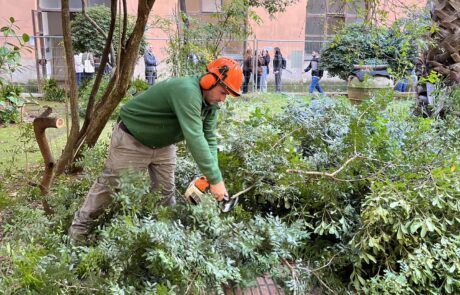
[
  {"x1": 304, "y1": 50, "x2": 324, "y2": 94},
  {"x1": 255, "y1": 50, "x2": 264, "y2": 91},
  {"x1": 74, "y1": 52, "x2": 84, "y2": 87},
  {"x1": 242, "y1": 48, "x2": 253, "y2": 94},
  {"x1": 82, "y1": 51, "x2": 95, "y2": 81},
  {"x1": 260, "y1": 49, "x2": 270, "y2": 92},
  {"x1": 144, "y1": 45, "x2": 157, "y2": 86},
  {"x1": 273, "y1": 47, "x2": 283, "y2": 92}
]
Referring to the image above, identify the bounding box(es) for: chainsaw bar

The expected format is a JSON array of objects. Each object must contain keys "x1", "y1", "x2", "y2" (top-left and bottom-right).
[{"x1": 220, "y1": 195, "x2": 239, "y2": 213}]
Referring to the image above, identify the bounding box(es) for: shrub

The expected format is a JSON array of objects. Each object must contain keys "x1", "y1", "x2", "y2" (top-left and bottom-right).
[
  {"x1": 1, "y1": 91, "x2": 460, "y2": 294},
  {"x1": 129, "y1": 78, "x2": 149, "y2": 95},
  {"x1": 0, "y1": 106, "x2": 20, "y2": 124},
  {"x1": 78, "y1": 76, "x2": 141, "y2": 120},
  {"x1": 71, "y1": 5, "x2": 145, "y2": 58},
  {"x1": 42, "y1": 79, "x2": 66, "y2": 102},
  {"x1": 321, "y1": 10, "x2": 431, "y2": 80}
]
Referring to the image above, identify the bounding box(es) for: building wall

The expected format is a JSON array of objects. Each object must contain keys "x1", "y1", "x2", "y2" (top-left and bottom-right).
[
  {"x1": 251, "y1": 1, "x2": 307, "y2": 41},
  {"x1": 0, "y1": 0, "x2": 36, "y2": 36},
  {"x1": 1, "y1": 0, "x2": 428, "y2": 84}
]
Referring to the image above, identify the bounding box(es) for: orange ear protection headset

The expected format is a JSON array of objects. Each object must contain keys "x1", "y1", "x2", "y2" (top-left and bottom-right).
[
  {"x1": 199, "y1": 57, "x2": 243, "y2": 97},
  {"x1": 199, "y1": 65, "x2": 229, "y2": 90}
]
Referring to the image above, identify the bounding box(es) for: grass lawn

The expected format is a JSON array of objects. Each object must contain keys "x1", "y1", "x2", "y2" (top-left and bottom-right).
[
  {"x1": 0, "y1": 93, "x2": 303, "y2": 173},
  {"x1": 0, "y1": 100, "x2": 113, "y2": 174},
  {"x1": 230, "y1": 92, "x2": 311, "y2": 120},
  {"x1": 0, "y1": 92, "x2": 412, "y2": 174}
]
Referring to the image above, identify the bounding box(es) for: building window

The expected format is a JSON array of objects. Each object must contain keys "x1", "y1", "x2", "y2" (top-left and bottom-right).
[
  {"x1": 201, "y1": 0, "x2": 223, "y2": 13},
  {"x1": 304, "y1": 0, "x2": 363, "y2": 54},
  {"x1": 39, "y1": 0, "x2": 110, "y2": 10}
]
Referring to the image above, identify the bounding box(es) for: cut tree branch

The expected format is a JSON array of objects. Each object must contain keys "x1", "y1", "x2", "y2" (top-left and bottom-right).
[
  {"x1": 33, "y1": 108, "x2": 64, "y2": 214},
  {"x1": 287, "y1": 155, "x2": 359, "y2": 180}
]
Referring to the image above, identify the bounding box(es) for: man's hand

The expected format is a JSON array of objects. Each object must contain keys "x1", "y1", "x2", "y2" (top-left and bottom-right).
[{"x1": 210, "y1": 181, "x2": 227, "y2": 201}]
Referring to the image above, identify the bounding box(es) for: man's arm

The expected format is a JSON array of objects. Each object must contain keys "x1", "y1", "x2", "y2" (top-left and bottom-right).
[
  {"x1": 170, "y1": 96, "x2": 223, "y2": 185},
  {"x1": 203, "y1": 108, "x2": 228, "y2": 201},
  {"x1": 202, "y1": 108, "x2": 218, "y2": 161},
  {"x1": 304, "y1": 61, "x2": 312, "y2": 72}
]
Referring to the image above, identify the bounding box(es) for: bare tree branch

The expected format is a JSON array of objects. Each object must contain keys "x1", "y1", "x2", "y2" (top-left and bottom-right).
[
  {"x1": 81, "y1": 0, "x2": 116, "y2": 61},
  {"x1": 287, "y1": 155, "x2": 360, "y2": 180}
]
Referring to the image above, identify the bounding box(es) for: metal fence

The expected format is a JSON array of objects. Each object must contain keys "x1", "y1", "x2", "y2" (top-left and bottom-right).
[{"x1": 2, "y1": 36, "x2": 347, "y2": 94}]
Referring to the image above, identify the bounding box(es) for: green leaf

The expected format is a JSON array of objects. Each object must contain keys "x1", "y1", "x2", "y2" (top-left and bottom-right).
[
  {"x1": 410, "y1": 220, "x2": 421, "y2": 234},
  {"x1": 397, "y1": 226, "x2": 404, "y2": 240},
  {"x1": 22, "y1": 33, "x2": 30, "y2": 43},
  {"x1": 420, "y1": 225, "x2": 428, "y2": 238},
  {"x1": 366, "y1": 253, "x2": 377, "y2": 263},
  {"x1": 389, "y1": 201, "x2": 399, "y2": 208},
  {"x1": 425, "y1": 218, "x2": 435, "y2": 232},
  {"x1": 6, "y1": 95, "x2": 19, "y2": 105},
  {"x1": 9, "y1": 16, "x2": 15, "y2": 23}
]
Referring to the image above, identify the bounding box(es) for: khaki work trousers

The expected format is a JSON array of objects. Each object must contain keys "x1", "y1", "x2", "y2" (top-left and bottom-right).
[{"x1": 69, "y1": 122, "x2": 176, "y2": 238}]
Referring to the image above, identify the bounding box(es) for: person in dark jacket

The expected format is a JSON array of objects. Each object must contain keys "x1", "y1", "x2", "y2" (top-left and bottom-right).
[
  {"x1": 242, "y1": 48, "x2": 253, "y2": 94},
  {"x1": 144, "y1": 45, "x2": 157, "y2": 85},
  {"x1": 273, "y1": 47, "x2": 283, "y2": 92},
  {"x1": 304, "y1": 50, "x2": 324, "y2": 94}
]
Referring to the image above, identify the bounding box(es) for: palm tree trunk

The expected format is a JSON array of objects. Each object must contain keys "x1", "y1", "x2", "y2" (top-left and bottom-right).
[{"x1": 429, "y1": 0, "x2": 460, "y2": 83}]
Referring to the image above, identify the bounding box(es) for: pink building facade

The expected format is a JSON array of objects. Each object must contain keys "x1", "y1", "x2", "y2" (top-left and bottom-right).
[{"x1": 0, "y1": 0, "x2": 426, "y2": 84}]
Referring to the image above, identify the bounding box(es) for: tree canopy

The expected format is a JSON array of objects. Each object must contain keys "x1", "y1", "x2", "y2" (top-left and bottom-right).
[{"x1": 71, "y1": 5, "x2": 144, "y2": 58}]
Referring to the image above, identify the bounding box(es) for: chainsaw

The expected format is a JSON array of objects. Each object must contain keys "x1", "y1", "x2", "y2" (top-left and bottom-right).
[{"x1": 184, "y1": 176, "x2": 239, "y2": 212}]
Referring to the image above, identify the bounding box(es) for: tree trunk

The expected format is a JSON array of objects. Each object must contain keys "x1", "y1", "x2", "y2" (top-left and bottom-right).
[
  {"x1": 63, "y1": 0, "x2": 118, "y2": 173},
  {"x1": 429, "y1": 0, "x2": 460, "y2": 84},
  {"x1": 82, "y1": 0, "x2": 156, "y2": 147},
  {"x1": 53, "y1": 0, "x2": 81, "y2": 175},
  {"x1": 54, "y1": 0, "x2": 156, "y2": 176}
]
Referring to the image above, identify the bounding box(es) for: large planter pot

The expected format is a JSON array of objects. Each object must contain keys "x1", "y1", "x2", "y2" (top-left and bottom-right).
[{"x1": 347, "y1": 65, "x2": 394, "y2": 104}]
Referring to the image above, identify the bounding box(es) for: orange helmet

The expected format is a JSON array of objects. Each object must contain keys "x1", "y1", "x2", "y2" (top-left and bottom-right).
[{"x1": 200, "y1": 57, "x2": 243, "y2": 97}]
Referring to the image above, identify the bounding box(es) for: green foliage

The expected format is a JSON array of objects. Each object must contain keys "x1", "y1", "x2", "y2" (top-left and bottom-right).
[
  {"x1": 0, "y1": 84, "x2": 23, "y2": 124},
  {"x1": 0, "y1": 17, "x2": 30, "y2": 87},
  {"x1": 246, "y1": 0, "x2": 299, "y2": 14},
  {"x1": 161, "y1": 0, "x2": 298, "y2": 77},
  {"x1": 0, "y1": 106, "x2": 20, "y2": 125},
  {"x1": 1, "y1": 88, "x2": 460, "y2": 294},
  {"x1": 0, "y1": 18, "x2": 29, "y2": 124},
  {"x1": 78, "y1": 75, "x2": 110, "y2": 118},
  {"x1": 160, "y1": 0, "x2": 260, "y2": 76},
  {"x1": 130, "y1": 78, "x2": 149, "y2": 95},
  {"x1": 321, "y1": 10, "x2": 432, "y2": 80},
  {"x1": 78, "y1": 76, "x2": 142, "y2": 120},
  {"x1": 42, "y1": 79, "x2": 66, "y2": 102},
  {"x1": 0, "y1": 168, "x2": 309, "y2": 293},
  {"x1": 0, "y1": 84, "x2": 24, "y2": 106},
  {"x1": 195, "y1": 91, "x2": 460, "y2": 293},
  {"x1": 70, "y1": 5, "x2": 144, "y2": 58}
]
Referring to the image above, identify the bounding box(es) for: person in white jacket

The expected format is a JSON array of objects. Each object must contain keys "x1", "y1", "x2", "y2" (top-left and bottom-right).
[
  {"x1": 74, "y1": 53, "x2": 84, "y2": 87},
  {"x1": 82, "y1": 52, "x2": 95, "y2": 81}
]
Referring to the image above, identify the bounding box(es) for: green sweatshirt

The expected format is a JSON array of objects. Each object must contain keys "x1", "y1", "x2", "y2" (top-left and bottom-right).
[{"x1": 119, "y1": 76, "x2": 222, "y2": 184}]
